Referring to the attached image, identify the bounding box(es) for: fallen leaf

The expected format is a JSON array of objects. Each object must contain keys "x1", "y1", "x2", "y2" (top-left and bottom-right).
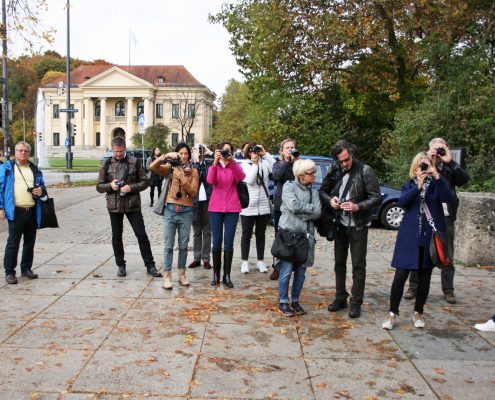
[
  {"x1": 92, "y1": 272, "x2": 103, "y2": 278},
  {"x1": 433, "y1": 377, "x2": 446, "y2": 383},
  {"x1": 317, "y1": 383, "x2": 327, "y2": 389},
  {"x1": 433, "y1": 368, "x2": 445, "y2": 375},
  {"x1": 338, "y1": 390, "x2": 351, "y2": 398}
]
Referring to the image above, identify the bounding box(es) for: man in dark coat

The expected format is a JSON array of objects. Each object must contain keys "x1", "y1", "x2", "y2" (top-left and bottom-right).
[
  {"x1": 404, "y1": 138, "x2": 469, "y2": 304},
  {"x1": 320, "y1": 140, "x2": 381, "y2": 318}
]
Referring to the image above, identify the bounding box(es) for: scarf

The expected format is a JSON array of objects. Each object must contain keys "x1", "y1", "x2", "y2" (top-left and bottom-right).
[{"x1": 414, "y1": 175, "x2": 432, "y2": 237}]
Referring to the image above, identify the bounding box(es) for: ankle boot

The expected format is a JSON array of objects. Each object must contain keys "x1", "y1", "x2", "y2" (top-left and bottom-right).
[
  {"x1": 222, "y1": 250, "x2": 234, "y2": 288},
  {"x1": 211, "y1": 249, "x2": 221, "y2": 286},
  {"x1": 162, "y1": 271, "x2": 172, "y2": 290},
  {"x1": 178, "y1": 268, "x2": 190, "y2": 286}
]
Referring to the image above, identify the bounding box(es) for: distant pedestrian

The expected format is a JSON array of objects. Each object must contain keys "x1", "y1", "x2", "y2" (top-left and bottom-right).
[
  {"x1": 149, "y1": 143, "x2": 199, "y2": 289},
  {"x1": 146, "y1": 147, "x2": 164, "y2": 207},
  {"x1": 96, "y1": 136, "x2": 162, "y2": 278},
  {"x1": 382, "y1": 152, "x2": 453, "y2": 330},
  {"x1": 0, "y1": 141, "x2": 47, "y2": 284},
  {"x1": 474, "y1": 315, "x2": 495, "y2": 332},
  {"x1": 207, "y1": 141, "x2": 246, "y2": 288}
]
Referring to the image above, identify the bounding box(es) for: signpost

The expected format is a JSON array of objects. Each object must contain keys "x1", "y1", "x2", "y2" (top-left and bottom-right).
[{"x1": 138, "y1": 113, "x2": 145, "y2": 166}]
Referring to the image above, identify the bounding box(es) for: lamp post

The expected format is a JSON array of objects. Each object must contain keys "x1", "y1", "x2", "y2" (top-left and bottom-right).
[
  {"x1": 65, "y1": 0, "x2": 72, "y2": 169},
  {"x1": 1, "y1": 0, "x2": 11, "y2": 159}
]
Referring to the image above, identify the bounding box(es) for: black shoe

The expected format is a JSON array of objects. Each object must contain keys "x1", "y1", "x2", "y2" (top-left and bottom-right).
[
  {"x1": 444, "y1": 291, "x2": 457, "y2": 304},
  {"x1": 149, "y1": 201, "x2": 154, "y2": 207},
  {"x1": 117, "y1": 265, "x2": 126, "y2": 277},
  {"x1": 146, "y1": 265, "x2": 162, "y2": 277},
  {"x1": 290, "y1": 302, "x2": 306, "y2": 315},
  {"x1": 278, "y1": 303, "x2": 296, "y2": 317},
  {"x1": 21, "y1": 269, "x2": 38, "y2": 279},
  {"x1": 349, "y1": 305, "x2": 361, "y2": 318},
  {"x1": 327, "y1": 301, "x2": 347, "y2": 312},
  {"x1": 188, "y1": 260, "x2": 201, "y2": 269},
  {"x1": 5, "y1": 274, "x2": 18, "y2": 284}
]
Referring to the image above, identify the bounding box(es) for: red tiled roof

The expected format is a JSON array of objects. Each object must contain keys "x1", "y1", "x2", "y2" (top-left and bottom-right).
[{"x1": 44, "y1": 65, "x2": 205, "y2": 88}]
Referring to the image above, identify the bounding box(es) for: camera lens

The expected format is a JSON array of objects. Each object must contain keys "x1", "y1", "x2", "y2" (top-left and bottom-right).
[
  {"x1": 420, "y1": 162, "x2": 429, "y2": 171},
  {"x1": 221, "y1": 149, "x2": 231, "y2": 158},
  {"x1": 175, "y1": 191, "x2": 182, "y2": 199},
  {"x1": 253, "y1": 145, "x2": 262, "y2": 154},
  {"x1": 436, "y1": 147, "x2": 446, "y2": 156},
  {"x1": 291, "y1": 149, "x2": 300, "y2": 157}
]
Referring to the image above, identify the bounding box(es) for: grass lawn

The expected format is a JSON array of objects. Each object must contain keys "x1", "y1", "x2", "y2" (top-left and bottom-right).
[{"x1": 48, "y1": 158, "x2": 101, "y2": 171}]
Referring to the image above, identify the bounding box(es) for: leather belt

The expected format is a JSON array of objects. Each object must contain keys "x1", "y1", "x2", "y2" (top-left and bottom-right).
[{"x1": 15, "y1": 207, "x2": 34, "y2": 212}]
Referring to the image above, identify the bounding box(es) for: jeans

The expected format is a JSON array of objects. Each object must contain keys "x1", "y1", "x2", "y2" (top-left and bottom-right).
[
  {"x1": 163, "y1": 207, "x2": 193, "y2": 271},
  {"x1": 409, "y1": 216, "x2": 455, "y2": 294},
  {"x1": 192, "y1": 201, "x2": 211, "y2": 262},
  {"x1": 334, "y1": 225, "x2": 369, "y2": 306},
  {"x1": 209, "y1": 212, "x2": 239, "y2": 251},
  {"x1": 4, "y1": 208, "x2": 38, "y2": 275},
  {"x1": 240, "y1": 214, "x2": 270, "y2": 260},
  {"x1": 278, "y1": 260, "x2": 306, "y2": 304},
  {"x1": 389, "y1": 247, "x2": 433, "y2": 314},
  {"x1": 109, "y1": 210, "x2": 154, "y2": 268}
]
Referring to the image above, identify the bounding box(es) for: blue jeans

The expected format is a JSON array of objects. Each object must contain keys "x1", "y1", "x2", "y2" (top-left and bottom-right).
[
  {"x1": 208, "y1": 212, "x2": 239, "y2": 251},
  {"x1": 163, "y1": 208, "x2": 193, "y2": 271},
  {"x1": 278, "y1": 260, "x2": 306, "y2": 304}
]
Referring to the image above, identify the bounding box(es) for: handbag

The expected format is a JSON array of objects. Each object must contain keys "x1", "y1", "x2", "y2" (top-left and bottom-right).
[
  {"x1": 153, "y1": 175, "x2": 171, "y2": 216},
  {"x1": 271, "y1": 228, "x2": 309, "y2": 265},
  {"x1": 315, "y1": 206, "x2": 338, "y2": 241},
  {"x1": 237, "y1": 181, "x2": 250, "y2": 209},
  {"x1": 258, "y1": 170, "x2": 274, "y2": 216},
  {"x1": 424, "y1": 202, "x2": 451, "y2": 268},
  {"x1": 39, "y1": 197, "x2": 59, "y2": 229}
]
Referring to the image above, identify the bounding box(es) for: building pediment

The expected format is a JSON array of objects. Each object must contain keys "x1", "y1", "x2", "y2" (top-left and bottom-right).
[{"x1": 79, "y1": 66, "x2": 154, "y2": 89}]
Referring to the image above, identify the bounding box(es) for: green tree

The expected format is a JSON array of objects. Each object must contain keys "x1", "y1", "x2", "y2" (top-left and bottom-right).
[{"x1": 132, "y1": 123, "x2": 171, "y2": 153}]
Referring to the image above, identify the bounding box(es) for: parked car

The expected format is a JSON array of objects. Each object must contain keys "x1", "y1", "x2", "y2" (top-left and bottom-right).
[{"x1": 237, "y1": 155, "x2": 404, "y2": 230}]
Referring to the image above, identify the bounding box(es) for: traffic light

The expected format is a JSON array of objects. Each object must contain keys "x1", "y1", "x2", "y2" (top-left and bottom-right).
[
  {"x1": 38, "y1": 132, "x2": 43, "y2": 142},
  {"x1": 72, "y1": 123, "x2": 77, "y2": 136}
]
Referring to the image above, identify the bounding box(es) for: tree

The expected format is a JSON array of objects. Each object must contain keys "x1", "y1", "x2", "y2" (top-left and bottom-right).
[
  {"x1": 170, "y1": 92, "x2": 204, "y2": 143},
  {"x1": 132, "y1": 123, "x2": 171, "y2": 153}
]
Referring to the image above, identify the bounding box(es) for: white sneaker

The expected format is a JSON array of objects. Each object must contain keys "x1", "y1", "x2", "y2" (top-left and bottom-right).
[
  {"x1": 241, "y1": 261, "x2": 250, "y2": 274},
  {"x1": 381, "y1": 312, "x2": 396, "y2": 330},
  {"x1": 413, "y1": 311, "x2": 425, "y2": 328},
  {"x1": 257, "y1": 261, "x2": 268, "y2": 273},
  {"x1": 474, "y1": 319, "x2": 495, "y2": 332}
]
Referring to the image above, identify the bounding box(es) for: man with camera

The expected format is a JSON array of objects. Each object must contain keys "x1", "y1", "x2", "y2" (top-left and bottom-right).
[
  {"x1": 404, "y1": 138, "x2": 469, "y2": 304},
  {"x1": 0, "y1": 141, "x2": 47, "y2": 284},
  {"x1": 97, "y1": 136, "x2": 161, "y2": 278},
  {"x1": 321, "y1": 140, "x2": 381, "y2": 318}
]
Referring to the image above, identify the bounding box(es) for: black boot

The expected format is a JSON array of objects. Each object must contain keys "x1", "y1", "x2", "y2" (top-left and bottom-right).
[
  {"x1": 117, "y1": 265, "x2": 126, "y2": 277},
  {"x1": 146, "y1": 264, "x2": 162, "y2": 277},
  {"x1": 211, "y1": 249, "x2": 221, "y2": 286},
  {"x1": 222, "y1": 250, "x2": 234, "y2": 288}
]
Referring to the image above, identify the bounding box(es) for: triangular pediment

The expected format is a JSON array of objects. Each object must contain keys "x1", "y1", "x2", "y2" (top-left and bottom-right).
[{"x1": 80, "y1": 66, "x2": 153, "y2": 88}]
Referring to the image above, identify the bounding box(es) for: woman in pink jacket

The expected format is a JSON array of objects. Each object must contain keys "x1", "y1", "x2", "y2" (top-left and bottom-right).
[{"x1": 207, "y1": 141, "x2": 246, "y2": 288}]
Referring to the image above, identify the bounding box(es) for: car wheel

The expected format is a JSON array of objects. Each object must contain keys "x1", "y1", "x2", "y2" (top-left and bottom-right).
[{"x1": 380, "y1": 202, "x2": 404, "y2": 230}]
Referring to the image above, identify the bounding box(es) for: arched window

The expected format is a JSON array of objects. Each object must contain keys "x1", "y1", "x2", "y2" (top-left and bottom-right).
[
  {"x1": 115, "y1": 101, "x2": 125, "y2": 116},
  {"x1": 136, "y1": 101, "x2": 144, "y2": 117},
  {"x1": 95, "y1": 101, "x2": 101, "y2": 117}
]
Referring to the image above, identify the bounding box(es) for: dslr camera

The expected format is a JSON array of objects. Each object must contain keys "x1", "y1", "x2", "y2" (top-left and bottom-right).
[
  {"x1": 220, "y1": 149, "x2": 231, "y2": 159},
  {"x1": 291, "y1": 149, "x2": 300, "y2": 158},
  {"x1": 27, "y1": 185, "x2": 41, "y2": 200},
  {"x1": 116, "y1": 180, "x2": 127, "y2": 197},
  {"x1": 420, "y1": 162, "x2": 429, "y2": 172},
  {"x1": 163, "y1": 158, "x2": 180, "y2": 167},
  {"x1": 436, "y1": 147, "x2": 446, "y2": 156},
  {"x1": 252, "y1": 145, "x2": 263, "y2": 154}
]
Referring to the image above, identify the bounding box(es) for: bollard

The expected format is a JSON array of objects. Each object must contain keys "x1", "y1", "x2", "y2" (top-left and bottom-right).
[{"x1": 63, "y1": 174, "x2": 71, "y2": 184}]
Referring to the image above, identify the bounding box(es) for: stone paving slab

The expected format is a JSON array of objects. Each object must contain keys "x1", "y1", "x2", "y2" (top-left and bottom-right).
[{"x1": 64, "y1": 279, "x2": 150, "y2": 298}]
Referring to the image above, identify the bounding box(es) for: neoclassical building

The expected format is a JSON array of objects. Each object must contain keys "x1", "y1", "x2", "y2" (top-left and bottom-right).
[{"x1": 35, "y1": 64, "x2": 215, "y2": 161}]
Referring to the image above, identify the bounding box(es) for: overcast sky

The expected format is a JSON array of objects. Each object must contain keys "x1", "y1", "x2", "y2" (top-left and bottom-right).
[{"x1": 17, "y1": 0, "x2": 244, "y2": 98}]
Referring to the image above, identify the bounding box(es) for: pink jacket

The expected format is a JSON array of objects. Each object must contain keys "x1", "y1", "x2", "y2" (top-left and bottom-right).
[{"x1": 207, "y1": 161, "x2": 246, "y2": 213}]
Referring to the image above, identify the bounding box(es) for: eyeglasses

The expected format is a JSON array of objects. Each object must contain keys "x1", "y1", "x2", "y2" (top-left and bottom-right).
[
  {"x1": 305, "y1": 171, "x2": 316, "y2": 176},
  {"x1": 16, "y1": 149, "x2": 30, "y2": 153},
  {"x1": 338, "y1": 155, "x2": 352, "y2": 164}
]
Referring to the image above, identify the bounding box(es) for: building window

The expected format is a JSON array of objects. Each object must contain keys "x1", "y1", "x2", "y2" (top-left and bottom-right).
[
  {"x1": 95, "y1": 101, "x2": 101, "y2": 117},
  {"x1": 53, "y1": 104, "x2": 59, "y2": 119},
  {"x1": 115, "y1": 101, "x2": 125, "y2": 116},
  {"x1": 156, "y1": 103, "x2": 163, "y2": 118},
  {"x1": 96, "y1": 132, "x2": 101, "y2": 147},
  {"x1": 137, "y1": 101, "x2": 144, "y2": 117},
  {"x1": 172, "y1": 132, "x2": 179, "y2": 147},
  {"x1": 187, "y1": 133, "x2": 195, "y2": 146},
  {"x1": 172, "y1": 103, "x2": 179, "y2": 119},
  {"x1": 188, "y1": 104, "x2": 195, "y2": 118},
  {"x1": 53, "y1": 132, "x2": 60, "y2": 146},
  {"x1": 158, "y1": 76, "x2": 165, "y2": 83}
]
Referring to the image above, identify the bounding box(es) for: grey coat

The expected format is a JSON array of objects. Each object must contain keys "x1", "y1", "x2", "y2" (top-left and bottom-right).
[{"x1": 279, "y1": 180, "x2": 321, "y2": 267}]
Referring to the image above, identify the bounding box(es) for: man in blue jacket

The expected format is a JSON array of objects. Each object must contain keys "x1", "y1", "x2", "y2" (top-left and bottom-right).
[{"x1": 0, "y1": 141, "x2": 47, "y2": 284}]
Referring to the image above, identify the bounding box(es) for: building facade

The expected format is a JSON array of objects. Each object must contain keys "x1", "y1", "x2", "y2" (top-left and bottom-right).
[{"x1": 36, "y1": 65, "x2": 215, "y2": 160}]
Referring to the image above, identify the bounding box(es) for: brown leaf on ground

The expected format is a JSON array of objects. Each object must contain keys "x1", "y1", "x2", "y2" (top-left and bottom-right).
[
  {"x1": 91, "y1": 272, "x2": 102, "y2": 278},
  {"x1": 337, "y1": 390, "x2": 351, "y2": 398},
  {"x1": 366, "y1": 380, "x2": 376, "y2": 387},
  {"x1": 393, "y1": 384, "x2": 416, "y2": 395},
  {"x1": 433, "y1": 377, "x2": 446, "y2": 383},
  {"x1": 433, "y1": 368, "x2": 445, "y2": 375},
  {"x1": 479, "y1": 265, "x2": 495, "y2": 270},
  {"x1": 316, "y1": 383, "x2": 327, "y2": 389}
]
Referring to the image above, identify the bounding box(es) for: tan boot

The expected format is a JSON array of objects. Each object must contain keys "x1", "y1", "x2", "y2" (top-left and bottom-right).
[
  {"x1": 178, "y1": 268, "x2": 190, "y2": 286},
  {"x1": 162, "y1": 271, "x2": 172, "y2": 290}
]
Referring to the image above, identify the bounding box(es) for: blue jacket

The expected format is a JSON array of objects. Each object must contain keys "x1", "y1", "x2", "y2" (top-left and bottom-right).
[
  {"x1": 391, "y1": 177, "x2": 453, "y2": 270},
  {"x1": 0, "y1": 160, "x2": 46, "y2": 228}
]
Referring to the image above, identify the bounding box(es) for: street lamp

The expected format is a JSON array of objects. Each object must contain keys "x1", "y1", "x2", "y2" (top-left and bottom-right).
[{"x1": 65, "y1": 0, "x2": 72, "y2": 169}]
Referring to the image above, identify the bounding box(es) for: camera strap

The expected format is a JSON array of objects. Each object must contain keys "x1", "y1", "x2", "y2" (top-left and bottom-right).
[{"x1": 15, "y1": 161, "x2": 33, "y2": 190}]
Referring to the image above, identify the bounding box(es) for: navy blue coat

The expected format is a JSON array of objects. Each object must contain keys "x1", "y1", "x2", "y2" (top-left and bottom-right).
[{"x1": 391, "y1": 177, "x2": 453, "y2": 270}]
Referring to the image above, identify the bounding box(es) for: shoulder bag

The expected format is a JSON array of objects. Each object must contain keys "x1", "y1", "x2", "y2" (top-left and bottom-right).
[
  {"x1": 153, "y1": 175, "x2": 171, "y2": 216},
  {"x1": 237, "y1": 181, "x2": 250, "y2": 209},
  {"x1": 424, "y1": 202, "x2": 451, "y2": 268},
  {"x1": 40, "y1": 196, "x2": 59, "y2": 229}
]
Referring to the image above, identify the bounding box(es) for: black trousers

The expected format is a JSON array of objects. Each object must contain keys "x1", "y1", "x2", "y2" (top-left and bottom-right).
[
  {"x1": 334, "y1": 225, "x2": 369, "y2": 306},
  {"x1": 149, "y1": 184, "x2": 162, "y2": 202},
  {"x1": 4, "y1": 208, "x2": 37, "y2": 275},
  {"x1": 109, "y1": 210, "x2": 154, "y2": 268},
  {"x1": 240, "y1": 214, "x2": 271, "y2": 260},
  {"x1": 389, "y1": 247, "x2": 433, "y2": 315},
  {"x1": 408, "y1": 216, "x2": 455, "y2": 294}
]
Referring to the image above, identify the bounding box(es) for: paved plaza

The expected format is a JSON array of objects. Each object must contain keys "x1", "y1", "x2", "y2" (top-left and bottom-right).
[{"x1": 0, "y1": 186, "x2": 494, "y2": 400}]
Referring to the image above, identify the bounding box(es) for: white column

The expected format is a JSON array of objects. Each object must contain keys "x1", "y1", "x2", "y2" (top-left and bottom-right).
[
  {"x1": 100, "y1": 97, "x2": 107, "y2": 148},
  {"x1": 84, "y1": 98, "x2": 91, "y2": 147},
  {"x1": 126, "y1": 97, "x2": 134, "y2": 147},
  {"x1": 144, "y1": 97, "x2": 153, "y2": 128}
]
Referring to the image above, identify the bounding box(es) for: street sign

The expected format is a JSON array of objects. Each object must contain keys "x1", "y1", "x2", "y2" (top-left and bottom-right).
[
  {"x1": 0, "y1": 77, "x2": 5, "y2": 84},
  {"x1": 139, "y1": 126, "x2": 145, "y2": 135},
  {"x1": 65, "y1": 138, "x2": 70, "y2": 147},
  {"x1": 138, "y1": 113, "x2": 145, "y2": 127},
  {"x1": 60, "y1": 108, "x2": 79, "y2": 113}
]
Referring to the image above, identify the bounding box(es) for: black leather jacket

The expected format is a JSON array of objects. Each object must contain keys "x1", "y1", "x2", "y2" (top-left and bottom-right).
[
  {"x1": 437, "y1": 160, "x2": 469, "y2": 220},
  {"x1": 319, "y1": 160, "x2": 381, "y2": 228}
]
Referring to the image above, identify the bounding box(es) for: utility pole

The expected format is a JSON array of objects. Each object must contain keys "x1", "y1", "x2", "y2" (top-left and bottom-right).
[
  {"x1": 1, "y1": 0, "x2": 11, "y2": 160},
  {"x1": 65, "y1": 0, "x2": 72, "y2": 169}
]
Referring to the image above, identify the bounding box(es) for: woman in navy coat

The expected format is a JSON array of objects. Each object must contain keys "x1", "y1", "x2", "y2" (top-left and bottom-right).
[{"x1": 382, "y1": 152, "x2": 453, "y2": 330}]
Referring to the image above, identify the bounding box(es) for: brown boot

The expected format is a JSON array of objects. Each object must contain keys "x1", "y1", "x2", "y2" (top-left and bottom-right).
[
  {"x1": 162, "y1": 272, "x2": 172, "y2": 290},
  {"x1": 403, "y1": 287, "x2": 416, "y2": 300},
  {"x1": 178, "y1": 268, "x2": 190, "y2": 286}
]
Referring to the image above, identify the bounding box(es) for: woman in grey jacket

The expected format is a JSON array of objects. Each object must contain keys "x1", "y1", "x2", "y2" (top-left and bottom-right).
[{"x1": 277, "y1": 159, "x2": 321, "y2": 317}]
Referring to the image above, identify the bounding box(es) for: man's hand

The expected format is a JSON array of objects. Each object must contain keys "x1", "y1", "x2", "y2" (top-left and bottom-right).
[
  {"x1": 340, "y1": 201, "x2": 359, "y2": 213},
  {"x1": 120, "y1": 184, "x2": 131, "y2": 194},
  {"x1": 110, "y1": 179, "x2": 120, "y2": 191},
  {"x1": 0, "y1": 209, "x2": 5, "y2": 220},
  {"x1": 330, "y1": 196, "x2": 341, "y2": 210},
  {"x1": 31, "y1": 187, "x2": 42, "y2": 197}
]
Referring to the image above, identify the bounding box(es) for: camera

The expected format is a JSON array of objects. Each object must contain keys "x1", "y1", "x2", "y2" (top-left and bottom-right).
[
  {"x1": 420, "y1": 162, "x2": 429, "y2": 171},
  {"x1": 436, "y1": 147, "x2": 446, "y2": 156},
  {"x1": 199, "y1": 145, "x2": 205, "y2": 155},
  {"x1": 116, "y1": 180, "x2": 127, "y2": 197},
  {"x1": 27, "y1": 185, "x2": 40, "y2": 199},
  {"x1": 220, "y1": 149, "x2": 231, "y2": 159},
  {"x1": 252, "y1": 145, "x2": 263, "y2": 154},
  {"x1": 291, "y1": 149, "x2": 300, "y2": 158},
  {"x1": 175, "y1": 191, "x2": 182, "y2": 199},
  {"x1": 163, "y1": 158, "x2": 180, "y2": 167}
]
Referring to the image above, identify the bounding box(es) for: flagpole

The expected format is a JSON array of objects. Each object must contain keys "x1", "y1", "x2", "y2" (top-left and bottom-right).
[{"x1": 128, "y1": 28, "x2": 131, "y2": 66}]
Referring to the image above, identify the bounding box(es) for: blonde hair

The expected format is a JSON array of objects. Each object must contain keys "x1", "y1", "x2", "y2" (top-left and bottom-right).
[
  {"x1": 279, "y1": 138, "x2": 296, "y2": 154},
  {"x1": 409, "y1": 151, "x2": 433, "y2": 178},
  {"x1": 293, "y1": 159, "x2": 315, "y2": 177}
]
